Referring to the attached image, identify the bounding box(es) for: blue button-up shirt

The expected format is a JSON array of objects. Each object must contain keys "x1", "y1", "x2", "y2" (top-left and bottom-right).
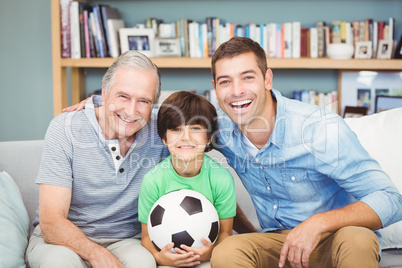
[{"x1": 216, "y1": 89, "x2": 402, "y2": 241}]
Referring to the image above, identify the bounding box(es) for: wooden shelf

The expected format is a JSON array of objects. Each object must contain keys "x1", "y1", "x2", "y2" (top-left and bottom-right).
[
  {"x1": 51, "y1": 0, "x2": 402, "y2": 116},
  {"x1": 60, "y1": 57, "x2": 402, "y2": 70}
]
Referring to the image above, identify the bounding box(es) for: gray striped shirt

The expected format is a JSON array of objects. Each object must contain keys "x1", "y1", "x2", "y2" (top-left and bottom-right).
[{"x1": 34, "y1": 97, "x2": 168, "y2": 239}]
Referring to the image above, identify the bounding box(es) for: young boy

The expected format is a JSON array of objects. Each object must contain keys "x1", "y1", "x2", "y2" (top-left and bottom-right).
[{"x1": 138, "y1": 91, "x2": 236, "y2": 268}]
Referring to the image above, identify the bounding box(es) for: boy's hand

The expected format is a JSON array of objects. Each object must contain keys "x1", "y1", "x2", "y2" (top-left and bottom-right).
[
  {"x1": 178, "y1": 238, "x2": 213, "y2": 262},
  {"x1": 156, "y1": 243, "x2": 201, "y2": 267}
]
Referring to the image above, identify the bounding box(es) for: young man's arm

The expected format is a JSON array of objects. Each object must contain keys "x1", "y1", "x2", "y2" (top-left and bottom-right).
[
  {"x1": 279, "y1": 201, "x2": 381, "y2": 268},
  {"x1": 39, "y1": 184, "x2": 124, "y2": 268}
]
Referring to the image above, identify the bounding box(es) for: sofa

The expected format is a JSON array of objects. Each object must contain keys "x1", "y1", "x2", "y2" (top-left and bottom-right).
[{"x1": 1, "y1": 108, "x2": 401, "y2": 268}]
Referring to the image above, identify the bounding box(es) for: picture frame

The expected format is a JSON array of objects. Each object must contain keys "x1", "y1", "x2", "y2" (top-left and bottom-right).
[
  {"x1": 377, "y1": 39, "x2": 393, "y2": 59},
  {"x1": 119, "y1": 28, "x2": 155, "y2": 57},
  {"x1": 343, "y1": 106, "x2": 368, "y2": 118},
  {"x1": 354, "y1": 41, "x2": 372, "y2": 59},
  {"x1": 154, "y1": 38, "x2": 182, "y2": 57}
]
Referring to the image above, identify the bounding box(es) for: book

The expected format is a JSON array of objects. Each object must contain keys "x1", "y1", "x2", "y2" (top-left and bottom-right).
[
  {"x1": 292, "y1": 21, "x2": 301, "y2": 58},
  {"x1": 92, "y1": 5, "x2": 107, "y2": 58},
  {"x1": 332, "y1": 21, "x2": 341, "y2": 43},
  {"x1": 70, "y1": 1, "x2": 80, "y2": 59},
  {"x1": 316, "y1": 21, "x2": 325, "y2": 57},
  {"x1": 107, "y1": 19, "x2": 125, "y2": 58},
  {"x1": 300, "y1": 27, "x2": 308, "y2": 57},
  {"x1": 275, "y1": 23, "x2": 282, "y2": 58},
  {"x1": 101, "y1": 6, "x2": 121, "y2": 57},
  {"x1": 283, "y1": 22, "x2": 292, "y2": 58},
  {"x1": 352, "y1": 21, "x2": 360, "y2": 46},
  {"x1": 310, "y1": 27, "x2": 318, "y2": 58},
  {"x1": 388, "y1": 17, "x2": 395, "y2": 41},
  {"x1": 83, "y1": 9, "x2": 90, "y2": 58},
  {"x1": 60, "y1": 0, "x2": 72, "y2": 58},
  {"x1": 89, "y1": 12, "x2": 100, "y2": 57}
]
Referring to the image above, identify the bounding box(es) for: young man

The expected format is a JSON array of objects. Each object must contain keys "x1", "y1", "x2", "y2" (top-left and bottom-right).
[
  {"x1": 26, "y1": 51, "x2": 169, "y2": 268},
  {"x1": 210, "y1": 37, "x2": 402, "y2": 268},
  {"x1": 138, "y1": 91, "x2": 236, "y2": 268}
]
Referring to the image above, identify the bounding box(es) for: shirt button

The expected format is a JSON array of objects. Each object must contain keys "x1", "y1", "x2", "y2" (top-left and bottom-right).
[
  {"x1": 111, "y1": 147, "x2": 116, "y2": 151},
  {"x1": 291, "y1": 176, "x2": 296, "y2": 181},
  {"x1": 267, "y1": 186, "x2": 271, "y2": 191},
  {"x1": 116, "y1": 155, "x2": 121, "y2": 160},
  {"x1": 273, "y1": 205, "x2": 277, "y2": 210},
  {"x1": 255, "y1": 158, "x2": 259, "y2": 163},
  {"x1": 260, "y1": 165, "x2": 263, "y2": 169},
  {"x1": 119, "y1": 168, "x2": 124, "y2": 173}
]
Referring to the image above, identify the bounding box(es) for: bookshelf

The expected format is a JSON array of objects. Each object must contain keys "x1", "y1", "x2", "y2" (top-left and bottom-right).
[{"x1": 51, "y1": 0, "x2": 402, "y2": 116}]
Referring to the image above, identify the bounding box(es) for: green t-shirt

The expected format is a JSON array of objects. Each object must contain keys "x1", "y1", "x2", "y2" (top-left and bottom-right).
[{"x1": 138, "y1": 154, "x2": 236, "y2": 224}]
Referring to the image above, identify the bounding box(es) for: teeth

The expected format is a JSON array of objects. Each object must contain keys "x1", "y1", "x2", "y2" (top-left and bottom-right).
[
  {"x1": 179, "y1": 145, "x2": 195, "y2": 149},
  {"x1": 118, "y1": 115, "x2": 137, "y2": 123},
  {"x1": 231, "y1": 99, "x2": 252, "y2": 107}
]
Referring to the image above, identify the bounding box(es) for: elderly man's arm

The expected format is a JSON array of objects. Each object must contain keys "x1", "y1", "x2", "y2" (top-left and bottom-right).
[{"x1": 39, "y1": 184, "x2": 124, "y2": 268}]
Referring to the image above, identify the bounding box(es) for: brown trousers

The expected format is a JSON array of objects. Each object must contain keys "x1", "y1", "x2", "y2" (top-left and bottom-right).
[{"x1": 211, "y1": 226, "x2": 379, "y2": 268}]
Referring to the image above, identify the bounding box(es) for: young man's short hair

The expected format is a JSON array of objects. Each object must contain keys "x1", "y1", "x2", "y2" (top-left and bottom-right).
[{"x1": 157, "y1": 91, "x2": 218, "y2": 152}]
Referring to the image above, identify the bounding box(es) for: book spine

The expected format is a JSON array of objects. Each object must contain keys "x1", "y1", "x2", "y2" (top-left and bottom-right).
[
  {"x1": 292, "y1": 21, "x2": 301, "y2": 58},
  {"x1": 275, "y1": 24, "x2": 282, "y2": 58},
  {"x1": 310, "y1": 27, "x2": 318, "y2": 58},
  {"x1": 332, "y1": 21, "x2": 341, "y2": 43},
  {"x1": 316, "y1": 21, "x2": 325, "y2": 58},
  {"x1": 83, "y1": 10, "x2": 90, "y2": 58},
  {"x1": 93, "y1": 6, "x2": 105, "y2": 58},
  {"x1": 70, "y1": 1, "x2": 80, "y2": 59},
  {"x1": 352, "y1": 21, "x2": 360, "y2": 46},
  {"x1": 60, "y1": 0, "x2": 72, "y2": 58}
]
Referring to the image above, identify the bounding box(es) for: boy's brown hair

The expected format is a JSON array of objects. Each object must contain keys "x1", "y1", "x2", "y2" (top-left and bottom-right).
[
  {"x1": 157, "y1": 91, "x2": 218, "y2": 152},
  {"x1": 211, "y1": 36, "x2": 268, "y2": 81}
]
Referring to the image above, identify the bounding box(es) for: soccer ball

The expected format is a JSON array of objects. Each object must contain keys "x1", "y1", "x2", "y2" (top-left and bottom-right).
[{"x1": 147, "y1": 189, "x2": 220, "y2": 252}]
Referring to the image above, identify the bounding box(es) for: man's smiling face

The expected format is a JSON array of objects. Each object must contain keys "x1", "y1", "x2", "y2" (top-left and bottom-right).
[
  {"x1": 102, "y1": 67, "x2": 156, "y2": 140},
  {"x1": 212, "y1": 52, "x2": 273, "y2": 127}
]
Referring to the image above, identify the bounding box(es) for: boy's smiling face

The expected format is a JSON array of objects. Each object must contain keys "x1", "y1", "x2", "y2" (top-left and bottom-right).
[{"x1": 163, "y1": 124, "x2": 210, "y2": 166}]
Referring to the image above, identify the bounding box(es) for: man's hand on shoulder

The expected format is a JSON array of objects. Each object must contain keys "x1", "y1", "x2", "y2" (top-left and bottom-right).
[{"x1": 62, "y1": 97, "x2": 91, "y2": 112}]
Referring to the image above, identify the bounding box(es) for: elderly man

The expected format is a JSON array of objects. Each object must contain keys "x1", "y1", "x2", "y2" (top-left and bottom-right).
[{"x1": 26, "y1": 51, "x2": 168, "y2": 268}]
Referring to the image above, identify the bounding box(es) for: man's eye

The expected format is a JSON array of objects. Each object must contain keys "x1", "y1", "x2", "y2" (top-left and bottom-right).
[
  {"x1": 219, "y1": 80, "x2": 229, "y2": 85},
  {"x1": 244, "y1": 76, "x2": 254, "y2": 80}
]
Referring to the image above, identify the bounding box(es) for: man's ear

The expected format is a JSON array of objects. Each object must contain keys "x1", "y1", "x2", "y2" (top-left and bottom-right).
[
  {"x1": 101, "y1": 85, "x2": 106, "y2": 105},
  {"x1": 265, "y1": 69, "x2": 273, "y2": 91},
  {"x1": 212, "y1": 79, "x2": 216, "y2": 91}
]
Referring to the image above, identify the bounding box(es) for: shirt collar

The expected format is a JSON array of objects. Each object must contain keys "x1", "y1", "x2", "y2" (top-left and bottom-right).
[{"x1": 268, "y1": 89, "x2": 286, "y2": 149}]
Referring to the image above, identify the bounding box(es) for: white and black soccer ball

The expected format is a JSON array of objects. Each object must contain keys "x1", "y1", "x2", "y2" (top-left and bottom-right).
[{"x1": 147, "y1": 189, "x2": 220, "y2": 252}]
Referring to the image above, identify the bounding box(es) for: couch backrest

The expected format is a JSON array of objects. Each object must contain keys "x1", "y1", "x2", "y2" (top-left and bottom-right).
[{"x1": 0, "y1": 140, "x2": 43, "y2": 235}]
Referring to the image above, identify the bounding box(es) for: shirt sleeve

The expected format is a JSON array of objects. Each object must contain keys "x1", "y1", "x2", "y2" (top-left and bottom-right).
[
  {"x1": 138, "y1": 171, "x2": 161, "y2": 224},
  {"x1": 313, "y1": 115, "x2": 402, "y2": 228},
  {"x1": 211, "y1": 163, "x2": 237, "y2": 219},
  {"x1": 36, "y1": 113, "x2": 74, "y2": 189}
]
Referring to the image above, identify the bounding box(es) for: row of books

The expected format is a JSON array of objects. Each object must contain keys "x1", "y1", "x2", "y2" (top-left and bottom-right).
[
  {"x1": 153, "y1": 18, "x2": 396, "y2": 59},
  {"x1": 60, "y1": 0, "x2": 396, "y2": 59},
  {"x1": 61, "y1": 0, "x2": 125, "y2": 58},
  {"x1": 293, "y1": 90, "x2": 339, "y2": 114}
]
